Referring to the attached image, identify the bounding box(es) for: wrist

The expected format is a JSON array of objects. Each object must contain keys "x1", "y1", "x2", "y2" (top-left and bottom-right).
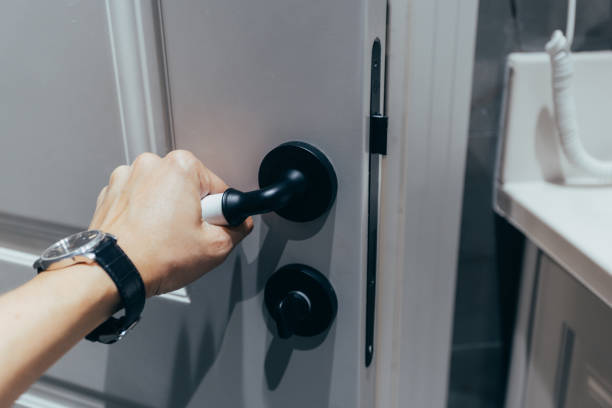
[
  {"x1": 36, "y1": 263, "x2": 121, "y2": 321},
  {"x1": 114, "y1": 244, "x2": 158, "y2": 299},
  {"x1": 33, "y1": 231, "x2": 146, "y2": 343}
]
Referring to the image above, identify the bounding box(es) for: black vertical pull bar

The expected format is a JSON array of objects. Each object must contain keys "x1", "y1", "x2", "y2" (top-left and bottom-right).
[{"x1": 365, "y1": 38, "x2": 384, "y2": 367}]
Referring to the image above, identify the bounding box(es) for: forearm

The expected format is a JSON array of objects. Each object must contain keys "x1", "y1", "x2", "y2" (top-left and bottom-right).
[
  {"x1": 0, "y1": 151, "x2": 251, "y2": 406},
  {"x1": 0, "y1": 264, "x2": 119, "y2": 406}
]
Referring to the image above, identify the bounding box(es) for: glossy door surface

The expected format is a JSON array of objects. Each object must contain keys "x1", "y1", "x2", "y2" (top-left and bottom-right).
[
  {"x1": 1, "y1": 0, "x2": 384, "y2": 407},
  {"x1": 108, "y1": 1, "x2": 383, "y2": 406}
]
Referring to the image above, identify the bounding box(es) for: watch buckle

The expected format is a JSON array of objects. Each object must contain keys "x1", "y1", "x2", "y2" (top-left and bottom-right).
[
  {"x1": 97, "y1": 318, "x2": 140, "y2": 344},
  {"x1": 117, "y1": 318, "x2": 140, "y2": 341}
]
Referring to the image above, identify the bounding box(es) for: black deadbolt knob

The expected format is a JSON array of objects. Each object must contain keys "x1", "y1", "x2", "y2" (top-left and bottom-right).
[{"x1": 265, "y1": 264, "x2": 338, "y2": 339}]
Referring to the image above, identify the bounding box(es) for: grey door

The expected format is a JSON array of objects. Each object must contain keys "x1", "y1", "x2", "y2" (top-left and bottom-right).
[{"x1": 1, "y1": 1, "x2": 386, "y2": 407}]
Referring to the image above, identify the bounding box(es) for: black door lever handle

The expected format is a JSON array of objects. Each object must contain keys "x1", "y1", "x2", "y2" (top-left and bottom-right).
[
  {"x1": 274, "y1": 290, "x2": 311, "y2": 339},
  {"x1": 201, "y1": 142, "x2": 337, "y2": 226},
  {"x1": 217, "y1": 169, "x2": 306, "y2": 226}
]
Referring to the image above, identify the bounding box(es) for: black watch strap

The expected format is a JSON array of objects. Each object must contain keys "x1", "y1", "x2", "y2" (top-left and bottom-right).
[{"x1": 85, "y1": 236, "x2": 146, "y2": 344}]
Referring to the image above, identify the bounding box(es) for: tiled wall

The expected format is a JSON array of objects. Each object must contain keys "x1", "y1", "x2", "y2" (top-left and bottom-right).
[{"x1": 448, "y1": 1, "x2": 612, "y2": 407}]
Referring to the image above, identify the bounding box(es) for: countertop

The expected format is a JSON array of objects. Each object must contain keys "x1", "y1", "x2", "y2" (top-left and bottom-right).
[{"x1": 497, "y1": 181, "x2": 612, "y2": 307}]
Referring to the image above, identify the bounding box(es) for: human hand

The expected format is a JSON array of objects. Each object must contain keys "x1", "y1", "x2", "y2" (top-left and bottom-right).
[{"x1": 89, "y1": 150, "x2": 253, "y2": 297}]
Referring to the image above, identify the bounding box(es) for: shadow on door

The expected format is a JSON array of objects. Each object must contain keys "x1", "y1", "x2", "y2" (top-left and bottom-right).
[{"x1": 102, "y1": 208, "x2": 337, "y2": 408}]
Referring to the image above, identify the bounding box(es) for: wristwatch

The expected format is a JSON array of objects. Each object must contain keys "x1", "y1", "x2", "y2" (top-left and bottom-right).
[{"x1": 33, "y1": 230, "x2": 145, "y2": 344}]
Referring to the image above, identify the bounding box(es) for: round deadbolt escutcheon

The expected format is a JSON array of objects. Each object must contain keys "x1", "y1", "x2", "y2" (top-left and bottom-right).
[{"x1": 264, "y1": 264, "x2": 338, "y2": 338}]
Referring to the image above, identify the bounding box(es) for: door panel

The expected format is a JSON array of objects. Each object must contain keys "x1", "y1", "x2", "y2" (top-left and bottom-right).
[
  {"x1": 101, "y1": 0, "x2": 383, "y2": 405},
  {"x1": 0, "y1": 1, "x2": 126, "y2": 229},
  {"x1": 164, "y1": 0, "x2": 378, "y2": 404},
  {"x1": 2, "y1": 0, "x2": 385, "y2": 406},
  {"x1": 0, "y1": 2, "x2": 141, "y2": 402}
]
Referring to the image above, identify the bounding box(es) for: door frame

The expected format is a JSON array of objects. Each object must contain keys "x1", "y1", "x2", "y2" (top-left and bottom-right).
[{"x1": 375, "y1": 0, "x2": 479, "y2": 406}]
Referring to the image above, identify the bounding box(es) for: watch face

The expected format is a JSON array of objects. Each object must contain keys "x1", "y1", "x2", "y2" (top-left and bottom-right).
[{"x1": 41, "y1": 230, "x2": 105, "y2": 261}]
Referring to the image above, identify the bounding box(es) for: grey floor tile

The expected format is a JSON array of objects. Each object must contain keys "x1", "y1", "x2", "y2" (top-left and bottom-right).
[
  {"x1": 452, "y1": 258, "x2": 502, "y2": 346},
  {"x1": 447, "y1": 346, "x2": 505, "y2": 408},
  {"x1": 469, "y1": 2, "x2": 517, "y2": 135},
  {"x1": 448, "y1": 391, "x2": 499, "y2": 408},
  {"x1": 514, "y1": 0, "x2": 612, "y2": 52},
  {"x1": 458, "y1": 136, "x2": 498, "y2": 261}
]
